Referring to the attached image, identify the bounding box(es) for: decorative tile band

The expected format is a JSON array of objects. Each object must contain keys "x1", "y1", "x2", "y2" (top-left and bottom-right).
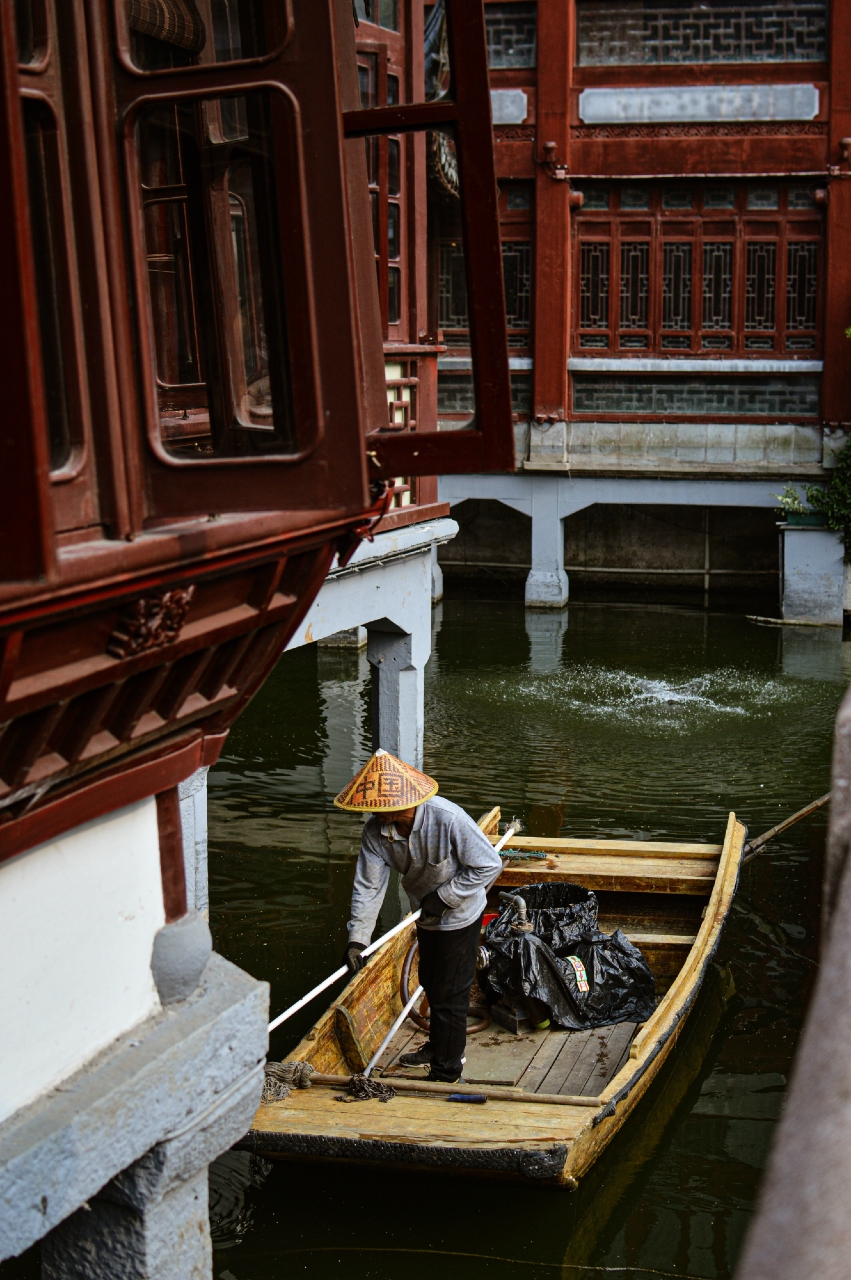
[
  {"x1": 571, "y1": 374, "x2": 819, "y2": 416},
  {"x1": 572, "y1": 121, "x2": 827, "y2": 138}
]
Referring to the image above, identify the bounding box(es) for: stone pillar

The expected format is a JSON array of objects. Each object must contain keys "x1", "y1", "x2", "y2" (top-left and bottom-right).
[
  {"x1": 40, "y1": 1042, "x2": 261, "y2": 1280},
  {"x1": 367, "y1": 623, "x2": 426, "y2": 767},
  {"x1": 782, "y1": 525, "x2": 844, "y2": 624},
  {"x1": 526, "y1": 476, "x2": 568, "y2": 609},
  {"x1": 526, "y1": 608, "x2": 569, "y2": 673},
  {"x1": 178, "y1": 768, "x2": 209, "y2": 918}
]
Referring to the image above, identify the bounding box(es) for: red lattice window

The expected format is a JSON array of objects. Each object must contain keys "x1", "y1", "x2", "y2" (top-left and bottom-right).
[{"x1": 572, "y1": 181, "x2": 823, "y2": 358}]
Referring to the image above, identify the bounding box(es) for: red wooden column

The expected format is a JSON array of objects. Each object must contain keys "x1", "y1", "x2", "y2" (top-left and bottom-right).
[
  {"x1": 532, "y1": 0, "x2": 574, "y2": 421},
  {"x1": 822, "y1": 0, "x2": 851, "y2": 426},
  {"x1": 156, "y1": 787, "x2": 188, "y2": 923}
]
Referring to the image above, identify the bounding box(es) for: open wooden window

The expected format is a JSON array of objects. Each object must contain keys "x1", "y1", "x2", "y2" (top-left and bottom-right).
[
  {"x1": 104, "y1": 0, "x2": 370, "y2": 521},
  {"x1": 345, "y1": 0, "x2": 514, "y2": 477}
]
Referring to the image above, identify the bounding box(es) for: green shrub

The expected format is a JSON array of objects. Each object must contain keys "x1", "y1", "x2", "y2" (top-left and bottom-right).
[{"x1": 806, "y1": 439, "x2": 851, "y2": 542}]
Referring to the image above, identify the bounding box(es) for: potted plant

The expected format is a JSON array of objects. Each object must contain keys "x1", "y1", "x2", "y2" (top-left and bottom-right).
[{"x1": 773, "y1": 482, "x2": 826, "y2": 527}]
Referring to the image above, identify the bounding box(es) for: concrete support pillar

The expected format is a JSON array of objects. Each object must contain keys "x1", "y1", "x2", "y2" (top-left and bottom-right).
[
  {"x1": 367, "y1": 624, "x2": 425, "y2": 768},
  {"x1": 526, "y1": 477, "x2": 568, "y2": 609},
  {"x1": 526, "y1": 609, "x2": 569, "y2": 673},
  {"x1": 42, "y1": 1159, "x2": 211, "y2": 1280},
  {"x1": 178, "y1": 768, "x2": 209, "y2": 918},
  {"x1": 782, "y1": 526, "x2": 844, "y2": 624}
]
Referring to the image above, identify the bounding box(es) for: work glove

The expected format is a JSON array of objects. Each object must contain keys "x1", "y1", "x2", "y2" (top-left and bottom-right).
[
  {"x1": 420, "y1": 888, "x2": 449, "y2": 919},
  {"x1": 343, "y1": 941, "x2": 366, "y2": 974}
]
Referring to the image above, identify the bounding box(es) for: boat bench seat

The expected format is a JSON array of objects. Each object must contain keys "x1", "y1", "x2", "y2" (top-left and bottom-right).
[{"x1": 498, "y1": 852, "x2": 717, "y2": 896}]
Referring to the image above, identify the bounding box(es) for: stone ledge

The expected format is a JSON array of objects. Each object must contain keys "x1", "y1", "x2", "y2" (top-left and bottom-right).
[
  {"x1": 0, "y1": 953, "x2": 268, "y2": 1261},
  {"x1": 523, "y1": 461, "x2": 825, "y2": 478}
]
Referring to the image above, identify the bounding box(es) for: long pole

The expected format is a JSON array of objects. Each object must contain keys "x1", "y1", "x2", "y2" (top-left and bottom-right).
[
  {"x1": 742, "y1": 793, "x2": 830, "y2": 863},
  {"x1": 267, "y1": 819, "x2": 520, "y2": 1034},
  {"x1": 267, "y1": 912, "x2": 421, "y2": 1033},
  {"x1": 364, "y1": 984, "x2": 424, "y2": 1077}
]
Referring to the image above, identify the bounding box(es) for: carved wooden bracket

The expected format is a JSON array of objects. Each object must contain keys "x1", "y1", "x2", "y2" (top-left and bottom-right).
[{"x1": 107, "y1": 586, "x2": 196, "y2": 659}]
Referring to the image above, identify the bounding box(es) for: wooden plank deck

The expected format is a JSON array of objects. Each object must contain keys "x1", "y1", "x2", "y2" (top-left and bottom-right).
[{"x1": 377, "y1": 1019, "x2": 639, "y2": 1096}]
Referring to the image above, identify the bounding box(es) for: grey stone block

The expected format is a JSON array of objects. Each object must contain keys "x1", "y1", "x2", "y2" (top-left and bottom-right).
[
  {"x1": 513, "y1": 420, "x2": 530, "y2": 466},
  {"x1": 0, "y1": 954, "x2": 268, "y2": 1261},
  {"x1": 529, "y1": 421, "x2": 567, "y2": 465},
  {"x1": 151, "y1": 912, "x2": 212, "y2": 1005},
  {"x1": 646, "y1": 423, "x2": 677, "y2": 459},
  {"x1": 735, "y1": 423, "x2": 768, "y2": 463},
  {"x1": 43, "y1": 1168, "x2": 212, "y2": 1280}
]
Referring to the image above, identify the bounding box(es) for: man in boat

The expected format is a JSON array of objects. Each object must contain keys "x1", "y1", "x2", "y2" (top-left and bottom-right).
[{"x1": 335, "y1": 748, "x2": 503, "y2": 1084}]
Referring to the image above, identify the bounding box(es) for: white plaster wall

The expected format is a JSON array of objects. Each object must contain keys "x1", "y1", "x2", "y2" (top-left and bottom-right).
[{"x1": 0, "y1": 798, "x2": 164, "y2": 1124}]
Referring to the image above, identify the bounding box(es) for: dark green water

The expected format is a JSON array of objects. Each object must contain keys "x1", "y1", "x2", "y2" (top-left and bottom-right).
[{"x1": 3, "y1": 600, "x2": 846, "y2": 1279}]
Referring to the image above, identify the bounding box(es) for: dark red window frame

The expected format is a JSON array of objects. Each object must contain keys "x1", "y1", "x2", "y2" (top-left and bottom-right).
[{"x1": 344, "y1": 0, "x2": 515, "y2": 477}]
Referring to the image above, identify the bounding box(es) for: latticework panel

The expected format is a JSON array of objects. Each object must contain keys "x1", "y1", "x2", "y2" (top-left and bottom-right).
[
  {"x1": 486, "y1": 2, "x2": 537, "y2": 67},
  {"x1": 576, "y1": 1, "x2": 827, "y2": 66}
]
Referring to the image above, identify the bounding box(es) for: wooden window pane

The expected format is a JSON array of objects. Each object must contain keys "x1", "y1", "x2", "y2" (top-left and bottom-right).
[
  {"x1": 387, "y1": 138, "x2": 400, "y2": 196},
  {"x1": 580, "y1": 242, "x2": 609, "y2": 331},
  {"x1": 14, "y1": 0, "x2": 47, "y2": 65},
  {"x1": 702, "y1": 241, "x2": 733, "y2": 348},
  {"x1": 745, "y1": 242, "x2": 777, "y2": 331},
  {"x1": 502, "y1": 240, "x2": 531, "y2": 331},
  {"x1": 137, "y1": 92, "x2": 298, "y2": 457},
  {"x1": 387, "y1": 200, "x2": 400, "y2": 259},
  {"x1": 126, "y1": 0, "x2": 267, "y2": 68},
  {"x1": 439, "y1": 239, "x2": 469, "y2": 333},
  {"x1": 662, "y1": 243, "x2": 692, "y2": 332},
  {"x1": 786, "y1": 242, "x2": 818, "y2": 330},
  {"x1": 620, "y1": 242, "x2": 649, "y2": 329},
  {"x1": 388, "y1": 265, "x2": 401, "y2": 323},
  {"x1": 22, "y1": 101, "x2": 72, "y2": 471}
]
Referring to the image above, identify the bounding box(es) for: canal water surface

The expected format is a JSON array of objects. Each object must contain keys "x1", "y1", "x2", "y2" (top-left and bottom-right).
[{"x1": 2, "y1": 600, "x2": 845, "y2": 1280}]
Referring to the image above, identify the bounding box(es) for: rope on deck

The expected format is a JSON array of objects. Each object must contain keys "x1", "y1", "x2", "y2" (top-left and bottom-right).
[{"x1": 262, "y1": 1060, "x2": 315, "y2": 1101}]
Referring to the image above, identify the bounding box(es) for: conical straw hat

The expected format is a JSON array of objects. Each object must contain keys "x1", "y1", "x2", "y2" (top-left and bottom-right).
[{"x1": 334, "y1": 749, "x2": 438, "y2": 812}]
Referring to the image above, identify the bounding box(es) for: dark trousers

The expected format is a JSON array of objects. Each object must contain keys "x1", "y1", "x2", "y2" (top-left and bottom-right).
[{"x1": 416, "y1": 916, "x2": 482, "y2": 1081}]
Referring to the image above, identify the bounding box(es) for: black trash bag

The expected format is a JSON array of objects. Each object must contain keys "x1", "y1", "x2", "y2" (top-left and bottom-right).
[
  {"x1": 481, "y1": 883, "x2": 656, "y2": 1031},
  {"x1": 484, "y1": 882, "x2": 599, "y2": 950}
]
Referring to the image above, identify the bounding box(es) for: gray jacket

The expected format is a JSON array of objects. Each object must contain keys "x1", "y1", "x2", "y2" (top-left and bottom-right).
[{"x1": 347, "y1": 795, "x2": 503, "y2": 945}]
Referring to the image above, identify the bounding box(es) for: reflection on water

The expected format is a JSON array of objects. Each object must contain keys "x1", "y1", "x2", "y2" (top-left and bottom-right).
[{"x1": 0, "y1": 602, "x2": 841, "y2": 1280}]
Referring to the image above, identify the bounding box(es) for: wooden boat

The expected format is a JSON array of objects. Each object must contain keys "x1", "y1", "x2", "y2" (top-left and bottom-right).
[{"x1": 243, "y1": 808, "x2": 745, "y2": 1188}]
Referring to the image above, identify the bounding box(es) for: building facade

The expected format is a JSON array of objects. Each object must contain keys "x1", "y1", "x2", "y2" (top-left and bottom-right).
[{"x1": 439, "y1": 0, "x2": 850, "y2": 620}]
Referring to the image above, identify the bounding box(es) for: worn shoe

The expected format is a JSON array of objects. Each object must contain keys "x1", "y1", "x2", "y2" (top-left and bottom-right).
[
  {"x1": 426, "y1": 1070, "x2": 466, "y2": 1084},
  {"x1": 398, "y1": 1043, "x2": 434, "y2": 1067}
]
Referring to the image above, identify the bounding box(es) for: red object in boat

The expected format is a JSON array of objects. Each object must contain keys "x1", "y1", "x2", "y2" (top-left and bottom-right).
[{"x1": 482, "y1": 912, "x2": 498, "y2": 928}]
